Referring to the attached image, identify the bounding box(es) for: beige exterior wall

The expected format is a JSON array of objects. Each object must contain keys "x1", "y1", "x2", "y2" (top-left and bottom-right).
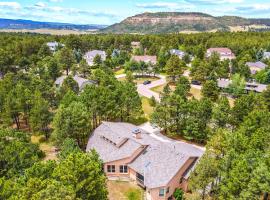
[
  {"x1": 104, "y1": 145, "x2": 146, "y2": 177},
  {"x1": 146, "y1": 157, "x2": 197, "y2": 200},
  {"x1": 250, "y1": 66, "x2": 262, "y2": 74},
  {"x1": 103, "y1": 146, "x2": 197, "y2": 200}
]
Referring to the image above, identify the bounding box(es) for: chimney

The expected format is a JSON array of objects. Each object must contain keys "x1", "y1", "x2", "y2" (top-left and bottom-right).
[{"x1": 132, "y1": 129, "x2": 142, "y2": 139}]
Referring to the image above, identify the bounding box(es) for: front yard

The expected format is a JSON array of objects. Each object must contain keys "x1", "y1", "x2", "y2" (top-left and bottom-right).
[
  {"x1": 107, "y1": 180, "x2": 144, "y2": 200},
  {"x1": 150, "y1": 84, "x2": 203, "y2": 100},
  {"x1": 141, "y1": 97, "x2": 154, "y2": 119}
]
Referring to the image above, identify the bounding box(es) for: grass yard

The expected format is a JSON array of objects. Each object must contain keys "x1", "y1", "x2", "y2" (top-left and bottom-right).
[
  {"x1": 150, "y1": 84, "x2": 202, "y2": 100},
  {"x1": 115, "y1": 68, "x2": 125, "y2": 75},
  {"x1": 151, "y1": 84, "x2": 165, "y2": 93},
  {"x1": 141, "y1": 97, "x2": 154, "y2": 119},
  {"x1": 31, "y1": 135, "x2": 58, "y2": 161},
  {"x1": 189, "y1": 87, "x2": 202, "y2": 100},
  {"x1": 134, "y1": 77, "x2": 159, "y2": 84},
  {"x1": 107, "y1": 180, "x2": 144, "y2": 200}
]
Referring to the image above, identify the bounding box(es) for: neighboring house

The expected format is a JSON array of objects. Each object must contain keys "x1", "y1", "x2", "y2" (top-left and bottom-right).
[
  {"x1": 131, "y1": 41, "x2": 141, "y2": 49},
  {"x1": 170, "y1": 49, "x2": 185, "y2": 59},
  {"x1": 206, "y1": 48, "x2": 235, "y2": 60},
  {"x1": 83, "y1": 50, "x2": 106, "y2": 66},
  {"x1": 218, "y1": 78, "x2": 267, "y2": 93},
  {"x1": 47, "y1": 41, "x2": 63, "y2": 52},
  {"x1": 55, "y1": 75, "x2": 94, "y2": 91},
  {"x1": 87, "y1": 122, "x2": 204, "y2": 200},
  {"x1": 246, "y1": 61, "x2": 267, "y2": 75},
  {"x1": 131, "y1": 55, "x2": 157, "y2": 65},
  {"x1": 263, "y1": 52, "x2": 270, "y2": 60}
]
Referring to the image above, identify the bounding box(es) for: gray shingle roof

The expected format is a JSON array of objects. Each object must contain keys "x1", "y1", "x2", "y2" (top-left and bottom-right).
[
  {"x1": 86, "y1": 122, "x2": 204, "y2": 188},
  {"x1": 170, "y1": 49, "x2": 185, "y2": 58},
  {"x1": 217, "y1": 78, "x2": 268, "y2": 93},
  {"x1": 55, "y1": 75, "x2": 94, "y2": 90},
  {"x1": 246, "y1": 61, "x2": 267, "y2": 70}
]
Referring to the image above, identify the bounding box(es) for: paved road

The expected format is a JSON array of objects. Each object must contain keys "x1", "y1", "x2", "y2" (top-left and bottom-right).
[
  {"x1": 116, "y1": 74, "x2": 166, "y2": 102},
  {"x1": 116, "y1": 72, "x2": 201, "y2": 102}
]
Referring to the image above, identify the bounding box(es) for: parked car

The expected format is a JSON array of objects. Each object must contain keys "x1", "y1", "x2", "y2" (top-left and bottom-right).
[
  {"x1": 143, "y1": 80, "x2": 152, "y2": 85},
  {"x1": 191, "y1": 80, "x2": 201, "y2": 85}
]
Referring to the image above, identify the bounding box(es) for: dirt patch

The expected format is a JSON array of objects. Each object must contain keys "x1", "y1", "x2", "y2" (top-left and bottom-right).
[{"x1": 31, "y1": 135, "x2": 58, "y2": 161}]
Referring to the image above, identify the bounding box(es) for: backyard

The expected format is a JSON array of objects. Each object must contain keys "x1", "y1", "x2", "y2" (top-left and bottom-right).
[{"x1": 107, "y1": 180, "x2": 144, "y2": 200}]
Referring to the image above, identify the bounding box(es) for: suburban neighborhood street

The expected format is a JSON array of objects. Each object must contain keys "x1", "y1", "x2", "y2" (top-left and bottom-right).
[
  {"x1": 116, "y1": 74, "x2": 166, "y2": 102},
  {"x1": 116, "y1": 73, "x2": 202, "y2": 102}
]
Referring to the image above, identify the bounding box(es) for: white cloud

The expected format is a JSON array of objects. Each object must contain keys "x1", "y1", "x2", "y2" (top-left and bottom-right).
[
  {"x1": 136, "y1": 1, "x2": 195, "y2": 10},
  {"x1": 48, "y1": 0, "x2": 63, "y2": 2},
  {"x1": 186, "y1": 0, "x2": 244, "y2": 5},
  {"x1": 0, "y1": 2, "x2": 21, "y2": 9},
  {"x1": 35, "y1": 2, "x2": 47, "y2": 8}
]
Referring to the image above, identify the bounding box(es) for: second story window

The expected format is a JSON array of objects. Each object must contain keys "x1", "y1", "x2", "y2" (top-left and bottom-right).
[
  {"x1": 166, "y1": 187, "x2": 170, "y2": 194},
  {"x1": 120, "y1": 165, "x2": 128, "y2": 173},
  {"x1": 107, "y1": 165, "x2": 115, "y2": 173},
  {"x1": 159, "y1": 188, "x2": 165, "y2": 197}
]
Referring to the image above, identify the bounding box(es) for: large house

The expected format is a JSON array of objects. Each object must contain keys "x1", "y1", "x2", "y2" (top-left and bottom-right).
[
  {"x1": 55, "y1": 75, "x2": 94, "y2": 91},
  {"x1": 170, "y1": 49, "x2": 186, "y2": 59},
  {"x1": 246, "y1": 61, "x2": 267, "y2": 75},
  {"x1": 218, "y1": 78, "x2": 268, "y2": 93},
  {"x1": 84, "y1": 50, "x2": 106, "y2": 66},
  {"x1": 131, "y1": 55, "x2": 157, "y2": 65},
  {"x1": 87, "y1": 122, "x2": 204, "y2": 200},
  {"x1": 206, "y1": 48, "x2": 235, "y2": 61}
]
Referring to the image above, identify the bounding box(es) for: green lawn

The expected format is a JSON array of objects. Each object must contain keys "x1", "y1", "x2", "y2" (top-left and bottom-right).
[
  {"x1": 150, "y1": 84, "x2": 165, "y2": 93},
  {"x1": 189, "y1": 87, "x2": 202, "y2": 100},
  {"x1": 107, "y1": 180, "x2": 143, "y2": 200},
  {"x1": 141, "y1": 97, "x2": 154, "y2": 119},
  {"x1": 134, "y1": 77, "x2": 159, "y2": 84},
  {"x1": 114, "y1": 68, "x2": 125, "y2": 75}
]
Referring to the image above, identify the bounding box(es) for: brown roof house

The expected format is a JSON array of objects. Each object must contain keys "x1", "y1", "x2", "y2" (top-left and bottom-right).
[
  {"x1": 246, "y1": 61, "x2": 267, "y2": 75},
  {"x1": 131, "y1": 55, "x2": 157, "y2": 65},
  {"x1": 206, "y1": 48, "x2": 235, "y2": 61},
  {"x1": 87, "y1": 122, "x2": 204, "y2": 200}
]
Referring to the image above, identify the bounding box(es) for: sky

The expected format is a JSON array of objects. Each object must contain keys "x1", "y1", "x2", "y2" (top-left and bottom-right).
[{"x1": 0, "y1": 0, "x2": 270, "y2": 25}]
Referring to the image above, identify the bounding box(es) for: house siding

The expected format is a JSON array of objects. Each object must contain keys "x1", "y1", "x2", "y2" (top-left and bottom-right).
[{"x1": 146, "y1": 157, "x2": 197, "y2": 200}]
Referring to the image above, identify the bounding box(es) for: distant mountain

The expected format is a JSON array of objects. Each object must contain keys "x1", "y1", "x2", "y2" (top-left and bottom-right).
[
  {"x1": 102, "y1": 12, "x2": 270, "y2": 34},
  {"x1": 0, "y1": 18, "x2": 107, "y2": 31}
]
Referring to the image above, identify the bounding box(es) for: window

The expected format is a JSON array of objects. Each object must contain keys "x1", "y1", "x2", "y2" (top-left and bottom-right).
[
  {"x1": 166, "y1": 187, "x2": 170, "y2": 194},
  {"x1": 179, "y1": 177, "x2": 183, "y2": 184},
  {"x1": 159, "y1": 188, "x2": 165, "y2": 197},
  {"x1": 107, "y1": 165, "x2": 115, "y2": 173},
  {"x1": 120, "y1": 165, "x2": 128, "y2": 173}
]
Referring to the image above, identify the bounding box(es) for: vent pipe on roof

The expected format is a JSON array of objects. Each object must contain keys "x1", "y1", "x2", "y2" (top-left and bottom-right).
[{"x1": 132, "y1": 129, "x2": 142, "y2": 139}]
